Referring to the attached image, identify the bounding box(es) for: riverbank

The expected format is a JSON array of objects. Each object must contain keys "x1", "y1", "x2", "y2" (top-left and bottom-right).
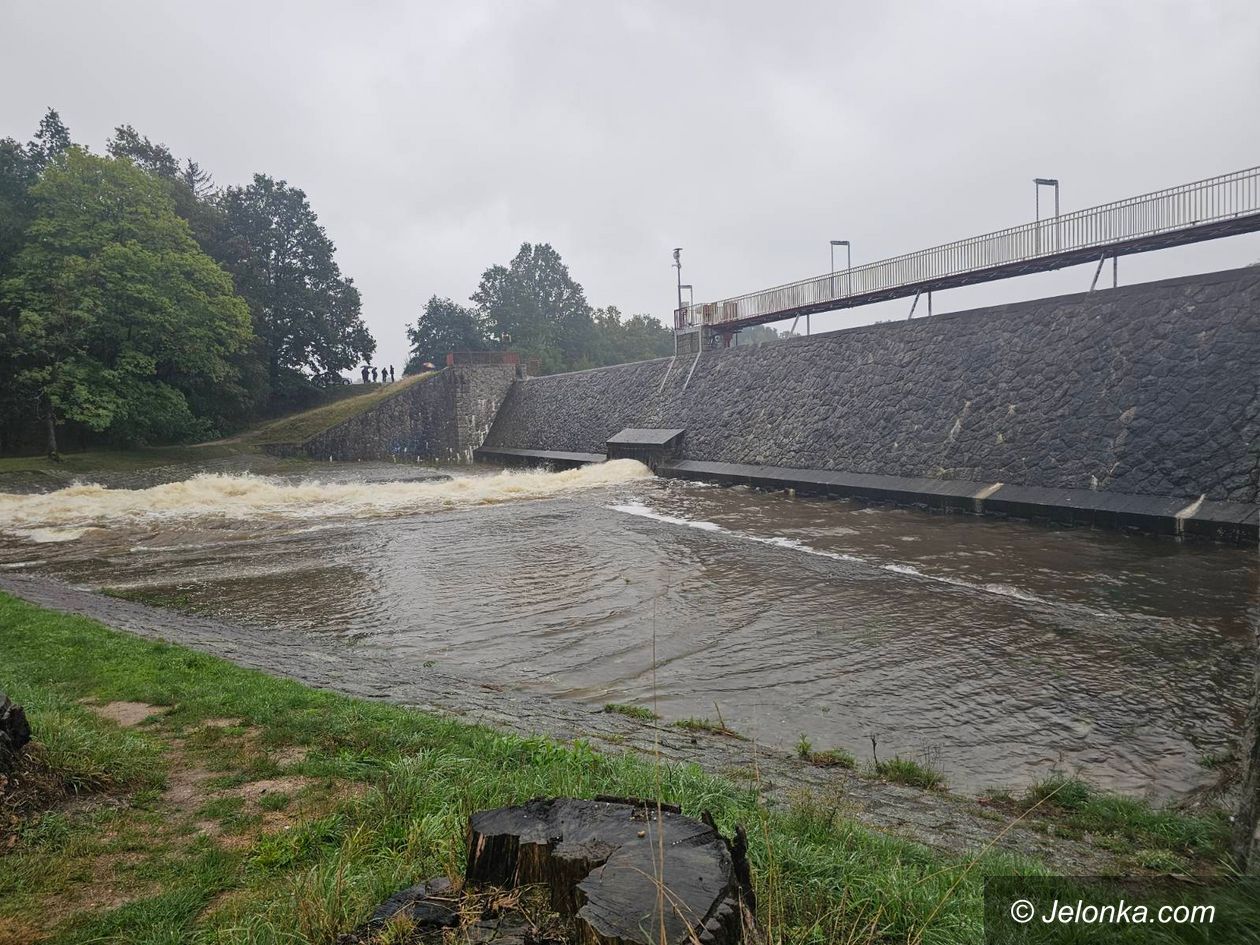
[
  {"x1": 0, "y1": 585, "x2": 1241, "y2": 943},
  {"x1": 0, "y1": 379, "x2": 427, "y2": 493},
  {"x1": 0, "y1": 591, "x2": 1022, "y2": 944}
]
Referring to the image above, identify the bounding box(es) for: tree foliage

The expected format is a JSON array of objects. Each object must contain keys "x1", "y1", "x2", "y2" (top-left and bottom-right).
[
  {"x1": 404, "y1": 297, "x2": 487, "y2": 373},
  {"x1": 432, "y1": 242, "x2": 671, "y2": 375},
  {"x1": 1, "y1": 149, "x2": 253, "y2": 449},
  {"x1": 0, "y1": 110, "x2": 374, "y2": 454},
  {"x1": 219, "y1": 175, "x2": 375, "y2": 386}
]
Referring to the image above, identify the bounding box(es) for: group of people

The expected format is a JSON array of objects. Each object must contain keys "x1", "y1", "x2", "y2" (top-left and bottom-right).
[{"x1": 361, "y1": 365, "x2": 395, "y2": 384}]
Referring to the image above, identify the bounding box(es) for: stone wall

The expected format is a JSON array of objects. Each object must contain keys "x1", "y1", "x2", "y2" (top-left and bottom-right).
[
  {"x1": 483, "y1": 267, "x2": 1260, "y2": 503},
  {"x1": 301, "y1": 365, "x2": 517, "y2": 462}
]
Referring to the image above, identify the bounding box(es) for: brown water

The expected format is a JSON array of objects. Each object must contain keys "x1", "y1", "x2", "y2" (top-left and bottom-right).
[{"x1": 0, "y1": 458, "x2": 1253, "y2": 799}]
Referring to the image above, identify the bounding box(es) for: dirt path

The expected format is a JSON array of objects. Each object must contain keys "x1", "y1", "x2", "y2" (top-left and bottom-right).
[{"x1": 1, "y1": 574, "x2": 1126, "y2": 873}]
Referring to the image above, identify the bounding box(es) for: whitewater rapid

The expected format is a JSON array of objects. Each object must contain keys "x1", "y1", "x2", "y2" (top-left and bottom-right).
[{"x1": 0, "y1": 460, "x2": 651, "y2": 537}]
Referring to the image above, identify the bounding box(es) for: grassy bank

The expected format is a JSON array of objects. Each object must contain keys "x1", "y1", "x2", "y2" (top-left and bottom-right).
[
  {"x1": 0, "y1": 593, "x2": 1048, "y2": 945},
  {"x1": 0, "y1": 376, "x2": 432, "y2": 490},
  {"x1": 4, "y1": 594, "x2": 1253, "y2": 944}
]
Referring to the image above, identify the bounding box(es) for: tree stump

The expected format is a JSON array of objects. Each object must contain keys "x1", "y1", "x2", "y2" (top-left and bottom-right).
[
  {"x1": 465, "y1": 796, "x2": 757, "y2": 945},
  {"x1": 0, "y1": 693, "x2": 31, "y2": 775}
]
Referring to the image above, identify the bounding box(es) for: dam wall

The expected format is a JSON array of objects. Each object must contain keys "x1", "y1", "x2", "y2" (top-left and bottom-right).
[
  {"x1": 482, "y1": 267, "x2": 1259, "y2": 535},
  {"x1": 296, "y1": 364, "x2": 517, "y2": 463}
]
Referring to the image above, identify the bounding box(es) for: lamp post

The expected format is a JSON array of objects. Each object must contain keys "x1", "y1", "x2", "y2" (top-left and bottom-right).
[
  {"x1": 1034, "y1": 178, "x2": 1060, "y2": 252},
  {"x1": 830, "y1": 240, "x2": 851, "y2": 296},
  {"x1": 672, "y1": 248, "x2": 683, "y2": 327},
  {"x1": 824, "y1": 240, "x2": 851, "y2": 338}
]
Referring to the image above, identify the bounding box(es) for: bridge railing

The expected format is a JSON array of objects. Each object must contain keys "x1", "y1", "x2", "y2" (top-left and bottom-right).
[{"x1": 679, "y1": 166, "x2": 1260, "y2": 329}]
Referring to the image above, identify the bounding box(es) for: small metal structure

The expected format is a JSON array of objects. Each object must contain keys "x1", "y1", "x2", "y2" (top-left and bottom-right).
[{"x1": 674, "y1": 167, "x2": 1260, "y2": 345}]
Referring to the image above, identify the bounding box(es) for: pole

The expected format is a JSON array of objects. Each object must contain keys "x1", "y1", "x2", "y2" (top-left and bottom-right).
[
  {"x1": 830, "y1": 242, "x2": 835, "y2": 299},
  {"x1": 1035, "y1": 185, "x2": 1041, "y2": 253},
  {"x1": 1054, "y1": 181, "x2": 1061, "y2": 251},
  {"x1": 673, "y1": 248, "x2": 683, "y2": 321},
  {"x1": 846, "y1": 242, "x2": 852, "y2": 297}
]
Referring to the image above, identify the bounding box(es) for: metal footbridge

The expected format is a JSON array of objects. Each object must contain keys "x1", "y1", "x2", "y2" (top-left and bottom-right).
[{"x1": 675, "y1": 166, "x2": 1260, "y2": 340}]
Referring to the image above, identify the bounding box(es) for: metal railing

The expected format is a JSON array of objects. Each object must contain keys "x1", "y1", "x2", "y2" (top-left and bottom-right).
[{"x1": 678, "y1": 166, "x2": 1260, "y2": 329}]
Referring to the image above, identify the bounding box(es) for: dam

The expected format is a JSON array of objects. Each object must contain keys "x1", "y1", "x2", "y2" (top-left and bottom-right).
[
  {"x1": 265, "y1": 265, "x2": 1259, "y2": 543},
  {"x1": 2, "y1": 264, "x2": 1254, "y2": 802}
]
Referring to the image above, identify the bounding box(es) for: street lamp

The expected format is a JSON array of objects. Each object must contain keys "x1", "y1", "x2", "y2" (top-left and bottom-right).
[
  {"x1": 672, "y1": 248, "x2": 683, "y2": 324},
  {"x1": 1034, "y1": 178, "x2": 1060, "y2": 251},
  {"x1": 830, "y1": 240, "x2": 851, "y2": 297}
]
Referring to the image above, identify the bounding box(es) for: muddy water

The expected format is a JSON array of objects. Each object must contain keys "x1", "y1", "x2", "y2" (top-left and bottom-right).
[{"x1": 0, "y1": 458, "x2": 1252, "y2": 799}]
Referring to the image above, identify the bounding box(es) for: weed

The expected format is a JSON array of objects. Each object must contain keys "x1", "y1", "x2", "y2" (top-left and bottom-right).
[
  {"x1": 674, "y1": 717, "x2": 742, "y2": 737},
  {"x1": 602, "y1": 703, "x2": 657, "y2": 722},
  {"x1": 874, "y1": 756, "x2": 947, "y2": 791},
  {"x1": 806, "y1": 748, "x2": 857, "y2": 769}
]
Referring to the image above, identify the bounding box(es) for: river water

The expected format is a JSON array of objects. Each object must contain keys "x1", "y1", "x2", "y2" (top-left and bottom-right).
[{"x1": 0, "y1": 457, "x2": 1252, "y2": 800}]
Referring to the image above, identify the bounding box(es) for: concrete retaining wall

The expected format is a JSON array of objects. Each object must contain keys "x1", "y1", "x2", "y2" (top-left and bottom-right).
[
  {"x1": 483, "y1": 267, "x2": 1260, "y2": 510},
  {"x1": 298, "y1": 365, "x2": 517, "y2": 462}
]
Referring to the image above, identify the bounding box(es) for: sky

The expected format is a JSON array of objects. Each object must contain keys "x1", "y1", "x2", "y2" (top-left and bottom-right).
[{"x1": 3, "y1": 0, "x2": 1259, "y2": 371}]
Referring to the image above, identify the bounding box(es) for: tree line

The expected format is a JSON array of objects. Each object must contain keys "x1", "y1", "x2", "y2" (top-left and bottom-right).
[
  {"x1": 404, "y1": 242, "x2": 676, "y2": 376},
  {"x1": 0, "y1": 109, "x2": 374, "y2": 455},
  {"x1": 0, "y1": 109, "x2": 758, "y2": 456}
]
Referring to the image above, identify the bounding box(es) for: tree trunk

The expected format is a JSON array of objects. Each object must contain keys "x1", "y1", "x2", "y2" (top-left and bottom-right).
[
  {"x1": 465, "y1": 796, "x2": 758, "y2": 945},
  {"x1": 1233, "y1": 614, "x2": 1260, "y2": 874},
  {"x1": 43, "y1": 394, "x2": 59, "y2": 461}
]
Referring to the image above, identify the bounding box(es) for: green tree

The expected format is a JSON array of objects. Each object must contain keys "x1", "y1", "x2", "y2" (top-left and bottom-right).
[
  {"x1": 471, "y1": 243, "x2": 593, "y2": 372},
  {"x1": 405, "y1": 296, "x2": 487, "y2": 373},
  {"x1": 0, "y1": 109, "x2": 74, "y2": 452},
  {"x1": 219, "y1": 175, "x2": 374, "y2": 390},
  {"x1": 1, "y1": 149, "x2": 254, "y2": 454},
  {"x1": 107, "y1": 124, "x2": 180, "y2": 179},
  {"x1": 593, "y1": 306, "x2": 674, "y2": 363}
]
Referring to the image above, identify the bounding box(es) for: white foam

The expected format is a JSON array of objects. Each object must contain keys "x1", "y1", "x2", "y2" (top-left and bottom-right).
[
  {"x1": 0, "y1": 460, "x2": 652, "y2": 534},
  {"x1": 610, "y1": 501, "x2": 1071, "y2": 609}
]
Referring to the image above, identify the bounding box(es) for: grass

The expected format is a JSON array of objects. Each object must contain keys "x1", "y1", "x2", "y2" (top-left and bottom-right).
[
  {"x1": 806, "y1": 749, "x2": 857, "y2": 770},
  {"x1": 1, "y1": 593, "x2": 1243, "y2": 943},
  {"x1": 0, "y1": 375, "x2": 436, "y2": 489},
  {"x1": 235, "y1": 373, "x2": 434, "y2": 447},
  {"x1": 0, "y1": 592, "x2": 1059, "y2": 945},
  {"x1": 873, "y1": 756, "x2": 947, "y2": 792},
  {"x1": 601, "y1": 702, "x2": 658, "y2": 722},
  {"x1": 674, "y1": 717, "x2": 743, "y2": 738},
  {"x1": 0, "y1": 441, "x2": 248, "y2": 483},
  {"x1": 1007, "y1": 775, "x2": 1228, "y2": 862}
]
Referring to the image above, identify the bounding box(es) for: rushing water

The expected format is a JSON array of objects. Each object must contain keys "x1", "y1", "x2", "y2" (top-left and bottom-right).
[{"x1": 0, "y1": 458, "x2": 1253, "y2": 799}]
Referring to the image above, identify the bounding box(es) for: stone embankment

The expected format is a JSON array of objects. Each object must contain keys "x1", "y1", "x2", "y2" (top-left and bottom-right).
[
  {"x1": 482, "y1": 267, "x2": 1259, "y2": 539},
  {"x1": 266, "y1": 364, "x2": 518, "y2": 463}
]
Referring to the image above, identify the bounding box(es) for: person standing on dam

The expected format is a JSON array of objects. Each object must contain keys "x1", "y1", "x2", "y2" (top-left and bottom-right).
[
  {"x1": 389, "y1": 365, "x2": 395, "y2": 383},
  {"x1": 361, "y1": 365, "x2": 369, "y2": 384}
]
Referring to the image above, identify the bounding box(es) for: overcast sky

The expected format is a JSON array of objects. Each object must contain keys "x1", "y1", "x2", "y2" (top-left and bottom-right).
[{"x1": 3, "y1": 1, "x2": 1258, "y2": 371}]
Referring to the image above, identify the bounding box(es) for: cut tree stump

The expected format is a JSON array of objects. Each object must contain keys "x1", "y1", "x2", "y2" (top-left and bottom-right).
[
  {"x1": 465, "y1": 796, "x2": 758, "y2": 945},
  {"x1": 0, "y1": 692, "x2": 31, "y2": 775}
]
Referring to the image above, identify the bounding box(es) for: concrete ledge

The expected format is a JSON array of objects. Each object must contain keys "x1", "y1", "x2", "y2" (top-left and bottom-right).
[
  {"x1": 658, "y1": 460, "x2": 1258, "y2": 545},
  {"x1": 473, "y1": 447, "x2": 606, "y2": 469}
]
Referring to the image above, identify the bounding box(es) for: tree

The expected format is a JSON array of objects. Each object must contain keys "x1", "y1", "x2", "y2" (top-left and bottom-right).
[
  {"x1": 472, "y1": 243, "x2": 593, "y2": 371},
  {"x1": 405, "y1": 296, "x2": 487, "y2": 373},
  {"x1": 219, "y1": 174, "x2": 374, "y2": 389},
  {"x1": 1, "y1": 149, "x2": 254, "y2": 454},
  {"x1": 0, "y1": 109, "x2": 74, "y2": 453},
  {"x1": 107, "y1": 124, "x2": 180, "y2": 179},
  {"x1": 180, "y1": 159, "x2": 215, "y2": 199},
  {"x1": 30, "y1": 108, "x2": 71, "y2": 167}
]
